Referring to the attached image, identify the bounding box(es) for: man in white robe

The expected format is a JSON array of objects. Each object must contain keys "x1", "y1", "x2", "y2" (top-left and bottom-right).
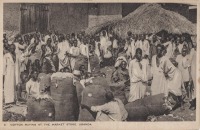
[
  {"x1": 57, "y1": 36, "x2": 70, "y2": 70},
  {"x1": 69, "y1": 39, "x2": 80, "y2": 71},
  {"x1": 3, "y1": 44, "x2": 16, "y2": 104},
  {"x1": 151, "y1": 44, "x2": 176, "y2": 97},
  {"x1": 128, "y1": 48, "x2": 147, "y2": 102}
]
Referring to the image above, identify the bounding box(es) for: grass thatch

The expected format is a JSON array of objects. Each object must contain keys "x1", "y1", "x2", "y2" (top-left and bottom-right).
[
  {"x1": 85, "y1": 18, "x2": 120, "y2": 35},
  {"x1": 112, "y1": 4, "x2": 196, "y2": 38}
]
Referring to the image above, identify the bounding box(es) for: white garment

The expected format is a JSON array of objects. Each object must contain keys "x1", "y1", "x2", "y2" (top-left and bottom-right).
[
  {"x1": 163, "y1": 41, "x2": 173, "y2": 58},
  {"x1": 13, "y1": 42, "x2": 26, "y2": 84},
  {"x1": 178, "y1": 44, "x2": 184, "y2": 53},
  {"x1": 57, "y1": 41, "x2": 70, "y2": 70},
  {"x1": 79, "y1": 44, "x2": 89, "y2": 57},
  {"x1": 128, "y1": 59, "x2": 147, "y2": 102},
  {"x1": 95, "y1": 41, "x2": 101, "y2": 61},
  {"x1": 151, "y1": 55, "x2": 175, "y2": 96},
  {"x1": 113, "y1": 39, "x2": 118, "y2": 49},
  {"x1": 131, "y1": 40, "x2": 136, "y2": 58},
  {"x1": 26, "y1": 79, "x2": 40, "y2": 96},
  {"x1": 176, "y1": 55, "x2": 190, "y2": 82},
  {"x1": 3, "y1": 53, "x2": 15, "y2": 104},
  {"x1": 91, "y1": 100, "x2": 122, "y2": 121},
  {"x1": 141, "y1": 40, "x2": 150, "y2": 56},
  {"x1": 168, "y1": 68, "x2": 183, "y2": 96},
  {"x1": 69, "y1": 46, "x2": 80, "y2": 70}
]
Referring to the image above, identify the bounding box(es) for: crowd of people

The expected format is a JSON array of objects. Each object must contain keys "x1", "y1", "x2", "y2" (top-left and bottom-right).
[{"x1": 3, "y1": 28, "x2": 197, "y2": 121}]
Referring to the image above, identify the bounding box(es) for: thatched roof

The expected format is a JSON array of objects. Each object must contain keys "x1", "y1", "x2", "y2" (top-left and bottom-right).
[
  {"x1": 112, "y1": 4, "x2": 196, "y2": 38},
  {"x1": 85, "y1": 19, "x2": 120, "y2": 35}
]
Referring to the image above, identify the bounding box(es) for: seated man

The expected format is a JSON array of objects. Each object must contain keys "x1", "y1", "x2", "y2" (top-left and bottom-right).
[
  {"x1": 81, "y1": 91, "x2": 128, "y2": 121},
  {"x1": 26, "y1": 70, "x2": 40, "y2": 97},
  {"x1": 16, "y1": 71, "x2": 29, "y2": 103},
  {"x1": 111, "y1": 60, "x2": 129, "y2": 83}
]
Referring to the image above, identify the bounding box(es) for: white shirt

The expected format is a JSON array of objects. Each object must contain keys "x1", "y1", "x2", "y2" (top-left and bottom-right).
[
  {"x1": 80, "y1": 44, "x2": 89, "y2": 57},
  {"x1": 26, "y1": 79, "x2": 40, "y2": 96},
  {"x1": 176, "y1": 54, "x2": 190, "y2": 82}
]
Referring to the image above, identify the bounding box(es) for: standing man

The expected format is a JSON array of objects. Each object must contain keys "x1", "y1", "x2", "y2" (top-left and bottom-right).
[
  {"x1": 176, "y1": 47, "x2": 191, "y2": 100},
  {"x1": 128, "y1": 48, "x2": 147, "y2": 102},
  {"x1": 3, "y1": 44, "x2": 16, "y2": 104},
  {"x1": 151, "y1": 44, "x2": 176, "y2": 98}
]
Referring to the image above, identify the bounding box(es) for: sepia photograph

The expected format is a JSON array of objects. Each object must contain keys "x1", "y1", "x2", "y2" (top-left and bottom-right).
[{"x1": 2, "y1": 2, "x2": 198, "y2": 124}]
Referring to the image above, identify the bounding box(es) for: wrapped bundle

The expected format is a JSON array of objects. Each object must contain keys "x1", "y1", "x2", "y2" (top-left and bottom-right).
[
  {"x1": 26, "y1": 95, "x2": 55, "y2": 121},
  {"x1": 50, "y1": 72, "x2": 78, "y2": 121},
  {"x1": 125, "y1": 94, "x2": 171, "y2": 121}
]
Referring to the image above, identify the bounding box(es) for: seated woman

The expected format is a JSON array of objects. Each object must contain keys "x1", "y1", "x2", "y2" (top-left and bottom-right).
[{"x1": 81, "y1": 91, "x2": 128, "y2": 121}]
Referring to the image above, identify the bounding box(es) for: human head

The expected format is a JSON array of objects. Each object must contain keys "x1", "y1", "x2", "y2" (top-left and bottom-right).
[
  {"x1": 31, "y1": 70, "x2": 39, "y2": 81},
  {"x1": 127, "y1": 31, "x2": 132, "y2": 37},
  {"x1": 141, "y1": 34, "x2": 145, "y2": 41},
  {"x1": 135, "y1": 48, "x2": 142, "y2": 61},
  {"x1": 120, "y1": 61, "x2": 127, "y2": 70},
  {"x1": 20, "y1": 71, "x2": 28, "y2": 83},
  {"x1": 9, "y1": 44, "x2": 16, "y2": 54},
  {"x1": 156, "y1": 44, "x2": 164, "y2": 58},
  {"x1": 60, "y1": 67, "x2": 70, "y2": 73},
  {"x1": 73, "y1": 39, "x2": 78, "y2": 47},
  {"x1": 41, "y1": 45, "x2": 46, "y2": 53},
  {"x1": 79, "y1": 65, "x2": 86, "y2": 75},
  {"x1": 47, "y1": 38, "x2": 52, "y2": 46},
  {"x1": 105, "y1": 91, "x2": 115, "y2": 102},
  {"x1": 102, "y1": 30, "x2": 106, "y2": 37}
]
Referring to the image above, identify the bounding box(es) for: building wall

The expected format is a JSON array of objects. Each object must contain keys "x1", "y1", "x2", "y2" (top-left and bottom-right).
[
  {"x1": 3, "y1": 3, "x2": 21, "y2": 31},
  {"x1": 49, "y1": 3, "x2": 89, "y2": 34}
]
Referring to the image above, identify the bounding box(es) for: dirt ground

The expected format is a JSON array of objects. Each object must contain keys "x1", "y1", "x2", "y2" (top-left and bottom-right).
[{"x1": 3, "y1": 66, "x2": 196, "y2": 121}]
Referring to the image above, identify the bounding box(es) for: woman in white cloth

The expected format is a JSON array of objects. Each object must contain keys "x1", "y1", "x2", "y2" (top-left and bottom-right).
[
  {"x1": 128, "y1": 48, "x2": 147, "y2": 102},
  {"x1": 3, "y1": 44, "x2": 16, "y2": 104}
]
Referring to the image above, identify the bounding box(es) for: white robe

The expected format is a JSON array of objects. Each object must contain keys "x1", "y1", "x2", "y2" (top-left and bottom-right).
[
  {"x1": 163, "y1": 41, "x2": 173, "y2": 58},
  {"x1": 3, "y1": 53, "x2": 15, "y2": 104},
  {"x1": 57, "y1": 40, "x2": 70, "y2": 70},
  {"x1": 176, "y1": 55, "x2": 190, "y2": 82},
  {"x1": 69, "y1": 46, "x2": 80, "y2": 70},
  {"x1": 168, "y1": 68, "x2": 183, "y2": 96},
  {"x1": 13, "y1": 42, "x2": 26, "y2": 84},
  {"x1": 128, "y1": 59, "x2": 147, "y2": 102},
  {"x1": 151, "y1": 55, "x2": 175, "y2": 96}
]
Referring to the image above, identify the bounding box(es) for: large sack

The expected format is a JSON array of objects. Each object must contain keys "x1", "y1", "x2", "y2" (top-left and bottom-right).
[
  {"x1": 26, "y1": 96, "x2": 55, "y2": 121},
  {"x1": 142, "y1": 93, "x2": 167, "y2": 116},
  {"x1": 75, "y1": 81, "x2": 84, "y2": 105},
  {"x1": 38, "y1": 73, "x2": 52, "y2": 92},
  {"x1": 78, "y1": 85, "x2": 107, "y2": 121},
  {"x1": 91, "y1": 76, "x2": 109, "y2": 89},
  {"x1": 52, "y1": 54, "x2": 59, "y2": 72},
  {"x1": 110, "y1": 81, "x2": 128, "y2": 105},
  {"x1": 89, "y1": 54, "x2": 100, "y2": 73},
  {"x1": 125, "y1": 99, "x2": 149, "y2": 121},
  {"x1": 50, "y1": 72, "x2": 78, "y2": 121}
]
